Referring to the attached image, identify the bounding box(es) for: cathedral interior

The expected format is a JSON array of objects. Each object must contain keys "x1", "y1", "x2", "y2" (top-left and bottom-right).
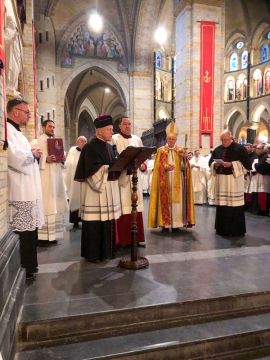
[{"x1": 1, "y1": 0, "x2": 270, "y2": 359}]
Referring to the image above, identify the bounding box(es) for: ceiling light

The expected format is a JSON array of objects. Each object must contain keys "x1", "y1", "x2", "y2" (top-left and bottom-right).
[
  {"x1": 154, "y1": 27, "x2": 167, "y2": 46},
  {"x1": 88, "y1": 12, "x2": 103, "y2": 33}
]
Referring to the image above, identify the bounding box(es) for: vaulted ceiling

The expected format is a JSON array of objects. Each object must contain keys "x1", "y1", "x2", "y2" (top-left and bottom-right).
[
  {"x1": 35, "y1": 0, "x2": 270, "y2": 69},
  {"x1": 34, "y1": 0, "x2": 168, "y2": 71},
  {"x1": 34, "y1": 0, "x2": 270, "y2": 137},
  {"x1": 66, "y1": 67, "x2": 126, "y2": 121},
  {"x1": 225, "y1": 0, "x2": 270, "y2": 42}
]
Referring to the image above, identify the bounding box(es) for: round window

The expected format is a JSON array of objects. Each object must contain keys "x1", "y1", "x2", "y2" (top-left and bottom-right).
[{"x1": 236, "y1": 41, "x2": 244, "y2": 50}]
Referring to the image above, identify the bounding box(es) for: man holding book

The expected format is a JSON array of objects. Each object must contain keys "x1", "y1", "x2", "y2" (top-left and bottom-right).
[
  {"x1": 33, "y1": 120, "x2": 68, "y2": 245},
  {"x1": 209, "y1": 130, "x2": 252, "y2": 236}
]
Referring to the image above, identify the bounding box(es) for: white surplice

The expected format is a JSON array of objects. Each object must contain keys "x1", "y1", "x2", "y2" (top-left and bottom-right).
[
  {"x1": 111, "y1": 134, "x2": 144, "y2": 214},
  {"x1": 210, "y1": 161, "x2": 245, "y2": 207},
  {"x1": 8, "y1": 123, "x2": 43, "y2": 231},
  {"x1": 167, "y1": 147, "x2": 184, "y2": 228},
  {"x1": 80, "y1": 164, "x2": 121, "y2": 221},
  {"x1": 248, "y1": 159, "x2": 270, "y2": 194},
  {"x1": 205, "y1": 154, "x2": 215, "y2": 205},
  {"x1": 189, "y1": 156, "x2": 207, "y2": 204},
  {"x1": 33, "y1": 134, "x2": 68, "y2": 241},
  {"x1": 64, "y1": 146, "x2": 81, "y2": 212}
]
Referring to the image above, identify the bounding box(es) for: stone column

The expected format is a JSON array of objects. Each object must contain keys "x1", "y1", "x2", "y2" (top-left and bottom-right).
[
  {"x1": 175, "y1": 0, "x2": 225, "y2": 152},
  {"x1": 22, "y1": 0, "x2": 36, "y2": 140},
  {"x1": 129, "y1": 71, "x2": 153, "y2": 136}
]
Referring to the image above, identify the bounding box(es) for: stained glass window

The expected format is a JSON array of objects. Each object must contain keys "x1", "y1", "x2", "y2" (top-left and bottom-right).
[
  {"x1": 236, "y1": 41, "x2": 244, "y2": 50},
  {"x1": 241, "y1": 50, "x2": 248, "y2": 69},
  {"x1": 253, "y1": 69, "x2": 263, "y2": 96},
  {"x1": 156, "y1": 52, "x2": 162, "y2": 68},
  {"x1": 265, "y1": 69, "x2": 270, "y2": 94},
  {"x1": 230, "y1": 52, "x2": 238, "y2": 71},
  {"x1": 261, "y1": 44, "x2": 269, "y2": 62},
  {"x1": 226, "y1": 78, "x2": 235, "y2": 101}
]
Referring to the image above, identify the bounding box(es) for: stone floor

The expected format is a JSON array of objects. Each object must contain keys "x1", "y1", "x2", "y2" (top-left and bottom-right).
[
  {"x1": 15, "y1": 201, "x2": 270, "y2": 359},
  {"x1": 20, "y1": 202, "x2": 270, "y2": 323}
]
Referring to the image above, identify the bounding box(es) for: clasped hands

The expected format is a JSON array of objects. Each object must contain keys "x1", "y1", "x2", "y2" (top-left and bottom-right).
[
  {"x1": 31, "y1": 148, "x2": 42, "y2": 159},
  {"x1": 165, "y1": 163, "x2": 175, "y2": 171},
  {"x1": 214, "y1": 160, "x2": 232, "y2": 168}
]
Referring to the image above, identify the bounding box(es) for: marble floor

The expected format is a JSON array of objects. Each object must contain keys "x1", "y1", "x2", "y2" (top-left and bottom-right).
[
  {"x1": 20, "y1": 202, "x2": 270, "y2": 323},
  {"x1": 14, "y1": 202, "x2": 270, "y2": 359}
]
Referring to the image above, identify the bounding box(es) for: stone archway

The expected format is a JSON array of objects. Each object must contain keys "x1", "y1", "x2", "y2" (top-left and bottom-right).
[
  {"x1": 251, "y1": 102, "x2": 270, "y2": 124},
  {"x1": 78, "y1": 110, "x2": 95, "y2": 140},
  {"x1": 251, "y1": 103, "x2": 270, "y2": 142},
  {"x1": 225, "y1": 108, "x2": 246, "y2": 132},
  {"x1": 225, "y1": 108, "x2": 246, "y2": 140},
  {"x1": 64, "y1": 65, "x2": 127, "y2": 146}
]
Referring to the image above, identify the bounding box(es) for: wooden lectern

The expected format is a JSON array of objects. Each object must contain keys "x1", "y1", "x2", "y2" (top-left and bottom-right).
[{"x1": 109, "y1": 146, "x2": 156, "y2": 269}]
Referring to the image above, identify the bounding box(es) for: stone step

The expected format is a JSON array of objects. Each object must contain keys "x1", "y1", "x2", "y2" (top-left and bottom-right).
[
  {"x1": 15, "y1": 313, "x2": 270, "y2": 360},
  {"x1": 17, "y1": 290, "x2": 270, "y2": 351}
]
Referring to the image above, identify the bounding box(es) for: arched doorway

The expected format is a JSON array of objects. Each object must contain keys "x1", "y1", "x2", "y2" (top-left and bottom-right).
[{"x1": 64, "y1": 67, "x2": 127, "y2": 145}]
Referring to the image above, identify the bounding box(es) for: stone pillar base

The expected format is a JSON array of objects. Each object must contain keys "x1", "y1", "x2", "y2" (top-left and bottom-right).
[{"x1": 0, "y1": 230, "x2": 25, "y2": 360}]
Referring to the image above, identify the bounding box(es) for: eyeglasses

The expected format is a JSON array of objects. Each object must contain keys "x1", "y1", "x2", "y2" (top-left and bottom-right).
[{"x1": 15, "y1": 108, "x2": 31, "y2": 115}]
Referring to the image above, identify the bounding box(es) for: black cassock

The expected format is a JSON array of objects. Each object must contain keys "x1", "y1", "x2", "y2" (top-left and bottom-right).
[
  {"x1": 75, "y1": 137, "x2": 119, "y2": 261},
  {"x1": 209, "y1": 142, "x2": 252, "y2": 236}
]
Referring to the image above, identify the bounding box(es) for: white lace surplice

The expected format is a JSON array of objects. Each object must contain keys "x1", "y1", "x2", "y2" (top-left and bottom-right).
[{"x1": 7, "y1": 123, "x2": 44, "y2": 232}]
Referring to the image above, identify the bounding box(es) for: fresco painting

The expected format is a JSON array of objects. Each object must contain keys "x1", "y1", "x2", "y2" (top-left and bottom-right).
[{"x1": 60, "y1": 24, "x2": 127, "y2": 70}]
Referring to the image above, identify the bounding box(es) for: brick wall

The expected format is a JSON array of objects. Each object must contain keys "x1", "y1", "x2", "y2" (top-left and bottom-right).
[{"x1": 0, "y1": 0, "x2": 34, "y2": 239}]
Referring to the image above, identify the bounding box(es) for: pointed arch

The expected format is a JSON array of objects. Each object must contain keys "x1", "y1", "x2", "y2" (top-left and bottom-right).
[
  {"x1": 225, "y1": 107, "x2": 247, "y2": 138},
  {"x1": 61, "y1": 62, "x2": 128, "y2": 109},
  {"x1": 225, "y1": 31, "x2": 246, "y2": 71},
  {"x1": 251, "y1": 102, "x2": 270, "y2": 124},
  {"x1": 78, "y1": 98, "x2": 98, "y2": 122},
  {"x1": 56, "y1": 13, "x2": 128, "y2": 71},
  {"x1": 251, "y1": 20, "x2": 270, "y2": 64}
]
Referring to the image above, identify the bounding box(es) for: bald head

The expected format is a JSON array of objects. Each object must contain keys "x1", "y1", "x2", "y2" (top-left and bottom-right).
[
  {"x1": 220, "y1": 130, "x2": 233, "y2": 148},
  {"x1": 76, "y1": 136, "x2": 87, "y2": 149}
]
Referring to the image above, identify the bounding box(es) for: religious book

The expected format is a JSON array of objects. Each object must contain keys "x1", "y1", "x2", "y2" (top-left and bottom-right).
[
  {"x1": 109, "y1": 146, "x2": 156, "y2": 172},
  {"x1": 214, "y1": 159, "x2": 224, "y2": 165},
  {"x1": 47, "y1": 138, "x2": 64, "y2": 163}
]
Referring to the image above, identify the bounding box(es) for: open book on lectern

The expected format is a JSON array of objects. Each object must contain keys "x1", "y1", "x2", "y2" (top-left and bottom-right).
[{"x1": 109, "y1": 146, "x2": 156, "y2": 172}]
